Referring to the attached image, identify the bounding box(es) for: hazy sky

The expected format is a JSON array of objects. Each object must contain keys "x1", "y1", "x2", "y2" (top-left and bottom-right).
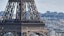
[
  {"x1": 0, "y1": 0, "x2": 8, "y2": 11},
  {"x1": 0, "y1": 0, "x2": 64, "y2": 13}
]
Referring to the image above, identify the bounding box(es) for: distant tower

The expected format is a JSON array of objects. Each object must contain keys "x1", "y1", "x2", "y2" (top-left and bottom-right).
[{"x1": 4, "y1": 0, "x2": 40, "y2": 21}]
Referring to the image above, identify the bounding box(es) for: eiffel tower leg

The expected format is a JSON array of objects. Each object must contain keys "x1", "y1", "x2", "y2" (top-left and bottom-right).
[
  {"x1": 16, "y1": 2, "x2": 21, "y2": 20},
  {"x1": 4, "y1": 1, "x2": 21, "y2": 20},
  {"x1": 4, "y1": 2, "x2": 17, "y2": 19},
  {"x1": 26, "y1": 1, "x2": 40, "y2": 20},
  {"x1": 21, "y1": 2, "x2": 26, "y2": 20}
]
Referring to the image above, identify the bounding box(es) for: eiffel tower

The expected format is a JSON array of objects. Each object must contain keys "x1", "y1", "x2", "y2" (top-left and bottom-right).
[
  {"x1": 4, "y1": 0, "x2": 40, "y2": 21},
  {"x1": 0, "y1": 0, "x2": 48, "y2": 36}
]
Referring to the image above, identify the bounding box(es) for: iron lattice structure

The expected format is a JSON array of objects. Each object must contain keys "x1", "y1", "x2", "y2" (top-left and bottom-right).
[
  {"x1": 1, "y1": 0, "x2": 47, "y2": 36},
  {"x1": 4, "y1": 0, "x2": 40, "y2": 21}
]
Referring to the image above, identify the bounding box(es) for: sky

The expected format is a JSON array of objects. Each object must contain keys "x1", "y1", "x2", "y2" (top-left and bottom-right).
[{"x1": 0, "y1": 0, "x2": 64, "y2": 13}]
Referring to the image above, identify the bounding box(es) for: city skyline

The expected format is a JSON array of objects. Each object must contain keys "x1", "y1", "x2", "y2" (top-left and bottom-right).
[{"x1": 0, "y1": 0, "x2": 64, "y2": 13}]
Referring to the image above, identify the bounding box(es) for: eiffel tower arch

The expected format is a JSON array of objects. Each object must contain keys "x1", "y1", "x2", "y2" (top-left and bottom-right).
[{"x1": 0, "y1": 0, "x2": 48, "y2": 36}]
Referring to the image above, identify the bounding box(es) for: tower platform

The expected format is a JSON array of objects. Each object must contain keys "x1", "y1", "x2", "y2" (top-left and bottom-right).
[{"x1": 0, "y1": 20, "x2": 48, "y2": 36}]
